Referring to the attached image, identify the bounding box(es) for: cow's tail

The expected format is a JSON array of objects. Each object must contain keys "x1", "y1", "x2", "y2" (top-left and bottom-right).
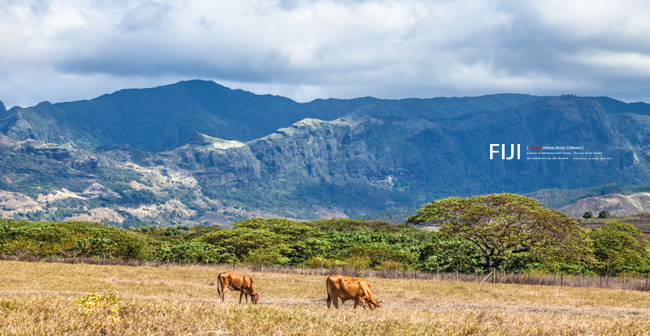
[
  {"x1": 326, "y1": 277, "x2": 331, "y2": 302},
  {"x1": 217, "y1": 273, "x2": 223, "y2": 297}
]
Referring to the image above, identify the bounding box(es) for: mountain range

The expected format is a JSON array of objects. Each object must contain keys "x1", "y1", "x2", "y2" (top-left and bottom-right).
[{"x1": 2, "y1": 80, "x2": 650, "y2": 226}]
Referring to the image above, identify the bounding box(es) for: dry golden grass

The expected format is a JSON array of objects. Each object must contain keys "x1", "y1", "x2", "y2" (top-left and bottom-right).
[{"x1": 2, "y1": 260, "x2": 650, "y2": 335}]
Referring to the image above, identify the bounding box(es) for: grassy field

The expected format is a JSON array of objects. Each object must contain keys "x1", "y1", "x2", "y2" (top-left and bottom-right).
[{"x1": 2, "y1": 261, "x2": 650, "y2": 335}]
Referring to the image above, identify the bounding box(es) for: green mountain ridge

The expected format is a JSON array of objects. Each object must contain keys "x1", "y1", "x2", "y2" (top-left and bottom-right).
[
  {"x1": 0, "y1": 80, "x2": 546, "y2": 151},
  {"x1": 2, "y1": 82, "x2": 650, "y2": 224}
]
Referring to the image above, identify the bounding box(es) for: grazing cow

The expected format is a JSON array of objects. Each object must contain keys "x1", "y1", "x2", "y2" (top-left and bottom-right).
[
  {"x1": 326, "y1": 274, "x2": 381, "y2": 310},
  {"x1": 217, "y1": 272, "x2": 262, "y2": 304}
]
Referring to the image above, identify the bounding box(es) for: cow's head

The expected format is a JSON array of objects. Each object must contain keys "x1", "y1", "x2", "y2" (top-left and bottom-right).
[
  {"x1": 363, "y1": 298, "x2": 381, "y2": 310},
  {"x1": 251, "y1": 292, "x2": 262, "y2": 304}
]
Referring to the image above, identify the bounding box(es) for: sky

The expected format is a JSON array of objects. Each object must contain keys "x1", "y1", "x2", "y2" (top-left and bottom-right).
[{"x1": 1, "y1": 0, "x2": 650, "y2": 108}]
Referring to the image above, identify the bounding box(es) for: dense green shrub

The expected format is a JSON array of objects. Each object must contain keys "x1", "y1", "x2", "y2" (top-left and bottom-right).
[{"x1": 0, "y1": 220, "x2": 151, "y2": 259}]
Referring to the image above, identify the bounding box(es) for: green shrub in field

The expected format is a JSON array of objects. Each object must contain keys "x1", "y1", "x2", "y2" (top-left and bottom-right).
[
  {"x1": 244, "y1": 247, "x2": 290, "y2": 265},
  {"x1": 599, "y1": 210, "x2": 611, "y2": 218},
  {"x1": 305, "y1": 257, "x2": 345, "y2": 268},
  {"x1": 71, "y1": 237, "x2": 117, "y2": 257},
  {"x1": 344, "y1": 256, "x2": 371, "y2": 270}
]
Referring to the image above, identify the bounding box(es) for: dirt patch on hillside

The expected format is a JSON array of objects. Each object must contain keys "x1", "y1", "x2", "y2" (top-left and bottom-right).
[{"x1": 64, "y1": 207, "x2": 126, "y2": 223}]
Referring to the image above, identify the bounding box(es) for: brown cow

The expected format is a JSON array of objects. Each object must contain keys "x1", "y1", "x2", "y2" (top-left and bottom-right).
[
  {"x1": 326, "y1": 274, "x2": 381, "y2": 310},
  {"x1": 217, "y1": 272, "x2": 262, "y2": 304}
]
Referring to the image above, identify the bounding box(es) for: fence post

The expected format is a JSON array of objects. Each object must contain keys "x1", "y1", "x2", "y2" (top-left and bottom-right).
[
  {"x1": 646, "y1": 275, "x2": 649, "y2": 292},
  {"x1": 492, "y1": 269, "x2": 495, "y2": 284},
  {"x1": 384, "y1": 266, "x2": 387, "y2": 278},
  {"x1": 456, "y1": 270, "x2": 458, "y2": 282},
  {"x1": 624, "y1": 276, "x2": 626, "y2": 290},
  {"x1": 606, "y1": 274, "x2": 608, "y2": 288},
  {"x1": 475, "y1": 269, "x2": 478, "y2": 282},
  {"x1": 396, "y1": 265, "x2": 398, "y2": 278},
  {"x1": 302, "y1": 261, "x2": 304, "y2": 275},
  {"x1": 321, "y1": 263, "x2": 323, "y2": 276},
  {"x1": 580, "y1": 274, "x2": 582, "y2": 288},
  {"x1": 261, "y1": 263, "x2": 264, "y2": 272},
  {"x1": 560, "y1": 273, "x2": 563, "y2": 287}
]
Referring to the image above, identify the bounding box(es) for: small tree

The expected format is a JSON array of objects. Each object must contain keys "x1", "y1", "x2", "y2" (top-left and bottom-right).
[
  {"x1": 406, "y1": 193, "x2": 585, "y2": 271},
  {"x1": 599, "y1": 210, "x2": 611, "y2": 218},
  {"x1": 583, "y1": 211, "x2": 593, "y2": 219}
]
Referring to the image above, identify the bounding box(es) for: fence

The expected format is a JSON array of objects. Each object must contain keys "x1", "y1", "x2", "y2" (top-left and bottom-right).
[{"x1": 2, "y1": 255, "x2": 649, "y2": 292}]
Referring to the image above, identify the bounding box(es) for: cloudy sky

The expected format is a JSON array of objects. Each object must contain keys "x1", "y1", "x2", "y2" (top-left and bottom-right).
[{"x1": 1, "y1": 0, "x2": 650, "y2": 108}]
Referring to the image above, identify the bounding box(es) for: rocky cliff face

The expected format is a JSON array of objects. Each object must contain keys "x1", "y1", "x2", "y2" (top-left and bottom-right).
[{"x1": 170, "y1": 132, "x2": 260, "y2": 189}]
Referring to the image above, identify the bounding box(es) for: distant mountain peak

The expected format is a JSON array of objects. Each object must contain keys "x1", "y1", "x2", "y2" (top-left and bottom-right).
[{"x1": 0, "y1": 100, "x2": 6, "y2": 119}]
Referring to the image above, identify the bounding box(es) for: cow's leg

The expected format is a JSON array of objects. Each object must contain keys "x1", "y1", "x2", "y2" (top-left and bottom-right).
[
  {"x1": 354, "y1": 296, "x2": 361, "y2": 309},
  {"x1": 332, "y1": 296, "x2": 339, "y2": 309},
  {"x1": 327, "y1": 293, "x2": 332, "y2": 309},
  {"x1": 239, "y1": 291, "x2": 244, "y2": 304}
]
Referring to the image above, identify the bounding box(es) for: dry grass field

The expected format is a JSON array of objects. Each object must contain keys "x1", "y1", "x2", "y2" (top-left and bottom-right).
[{"x1": 2, "y1": 261, "x2": 650, "y2": 335}]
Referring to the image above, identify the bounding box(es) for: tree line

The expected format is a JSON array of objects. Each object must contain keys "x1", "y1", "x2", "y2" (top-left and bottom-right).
[{"x1": 1, "y1": 193, "x2": 648, "y2": 276}]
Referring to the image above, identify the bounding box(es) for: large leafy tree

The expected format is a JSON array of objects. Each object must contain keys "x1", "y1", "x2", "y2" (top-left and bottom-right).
[
  {"x1": 590, "y1": 221, "x2": 649, "y2": 275},
  {"x1": 406, "y1": 193, "x2": 585, "y2": 270}
]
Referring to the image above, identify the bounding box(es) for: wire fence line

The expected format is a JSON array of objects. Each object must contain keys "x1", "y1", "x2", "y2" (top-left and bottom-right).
[{"x1": 3, "y1": 255, "x2": 649, "y2": 292}]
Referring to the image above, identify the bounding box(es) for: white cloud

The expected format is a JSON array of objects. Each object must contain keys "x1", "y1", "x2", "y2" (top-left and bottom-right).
[
  {"x1": 1, "y1": 0, "x2": 650, "y2": 107},
  {"x1": 119, "y1": 2, "x2": 171, "y2": 32}
]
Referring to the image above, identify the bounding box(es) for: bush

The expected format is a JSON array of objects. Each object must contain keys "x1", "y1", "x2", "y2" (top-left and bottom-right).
[
  {"x1": 70, "y1": 237, "x2": 117, "y2": 257},
  {"x1": 243, "y1": 248, "x2": 290, "y2": 266},
  {"x1": 344, "y1": 256, "x2": 370, "y2": 270},
  {"x1": 599, "y1": 210, "x2": 611, "y2": 218},
  {"x1": 305, "y1": 257, "x2": 344, "y2": 268},
  {"x1": 583, "y1": 211, "x2": 593, "y2": 219}
]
